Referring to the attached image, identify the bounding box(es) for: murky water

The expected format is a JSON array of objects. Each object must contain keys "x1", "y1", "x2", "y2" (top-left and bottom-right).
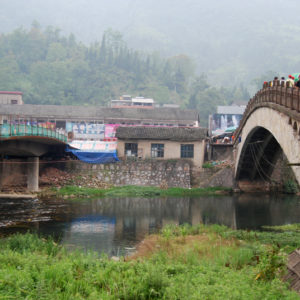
[{"x1": 0, "y1": 194, "x2": 300, "y2": 256}]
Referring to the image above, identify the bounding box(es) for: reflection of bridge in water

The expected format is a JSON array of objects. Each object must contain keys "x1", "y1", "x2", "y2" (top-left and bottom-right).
[{"x1": 0, "y1": 124, "x2": 67, "y2": 191}]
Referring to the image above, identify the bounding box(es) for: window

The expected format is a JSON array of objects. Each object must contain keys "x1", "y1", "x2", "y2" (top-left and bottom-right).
[
  {"x1": 125, "y1": 143, "x2": 138, "y2": 157},
  {"x1": 11, "y1": 100, "x2": 18, "y2": 104},
  {"x1": 151, "y1": 144, "x2": 164, "y2": 158},
  {"x1": 181, "y1": 144, "x2": 194, "y2": 158}
]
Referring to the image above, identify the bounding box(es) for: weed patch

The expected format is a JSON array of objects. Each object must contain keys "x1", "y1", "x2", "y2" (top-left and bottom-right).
[
  {"x1": 0, "y1": 226, "x2": 299, "y2": 299},
  {"x1": 53, "y1": 185, "x2": 231, "y2": 199}
]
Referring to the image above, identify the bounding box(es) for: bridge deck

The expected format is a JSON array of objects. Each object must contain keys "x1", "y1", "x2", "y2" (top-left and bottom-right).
[{"x1": 0, "y1": 124, "x2": 67, "y2": 143}]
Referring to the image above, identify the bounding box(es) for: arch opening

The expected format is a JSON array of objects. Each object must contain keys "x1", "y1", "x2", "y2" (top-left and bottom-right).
[{"x1": 236, "y1": 127, "x2": 282, "y2": 182}]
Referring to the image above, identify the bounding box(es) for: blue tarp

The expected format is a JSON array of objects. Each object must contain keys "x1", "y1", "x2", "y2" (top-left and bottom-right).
[{"x1": 67, "y1": 147, "x2": 119, "y2": 164}]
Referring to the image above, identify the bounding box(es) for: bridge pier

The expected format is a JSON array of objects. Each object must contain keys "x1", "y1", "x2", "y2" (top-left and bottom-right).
[{"x1": 27, "y1": 157, "x2": 39, "y2": 192}]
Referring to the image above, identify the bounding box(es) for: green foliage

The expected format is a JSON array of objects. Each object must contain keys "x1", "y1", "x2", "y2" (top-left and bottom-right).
[
  {"x1": 256, "y1": 246, "x2": 287, "y2": 281},
  {"x1": 0, "y1": 25, "x2": 251, "y2": 125},
  {"x1": 0, "y1": 233, "x2": 62, "y2": 256},
  {"x1": 104, "y1": 185, "x2": 161, "y2": 198},
  {"x1": 54, "y1": 185, "x2": 231, "y2": 199},
  {"x1": 202, "y1": 162, "x2": 214, "y2": 168},
  {"x1": 220, "y1": 229, "x2": 300, "y2": 254},
  {"x1": 187, "y1": 75, "x2": 250, "y2": 126},
  {"x1": 0, "y1": 226, "x2": 298, "y2": 299},
  {"x1": 57, "y1": 185, "x2": 105, "y2": 198},
  {"x1": 262, "y1": 223, "x2": 300, "y2": 233},
  {"x1": 283, "y1": 180, "x2": 299, "y2": 194}
]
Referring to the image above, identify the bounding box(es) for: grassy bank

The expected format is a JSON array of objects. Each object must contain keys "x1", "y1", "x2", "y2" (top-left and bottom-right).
[
  {"x1": 51, "y1": 185, "x2": 231, "y2": 199},
  {"x1": 0, "y1": 224, "x2": 299, "y2": 299}
]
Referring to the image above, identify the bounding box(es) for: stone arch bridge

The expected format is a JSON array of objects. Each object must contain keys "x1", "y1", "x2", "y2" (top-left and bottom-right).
[{"x1": 234, "y1": 82, "x2": 300, "y2": 192}]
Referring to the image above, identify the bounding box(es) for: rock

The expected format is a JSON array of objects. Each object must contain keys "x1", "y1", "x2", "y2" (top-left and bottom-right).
[{"x1": 111, "y1": 256, "x2": 120, "y2": 261}]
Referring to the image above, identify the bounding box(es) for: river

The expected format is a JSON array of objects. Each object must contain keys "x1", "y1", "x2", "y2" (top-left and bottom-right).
[{"x1": 0, "y1": 194, "x2": 300, "y2": 256}]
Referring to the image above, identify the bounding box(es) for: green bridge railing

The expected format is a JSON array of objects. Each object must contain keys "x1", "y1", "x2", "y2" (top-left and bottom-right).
[{"x1": 0, "y1": 124, "x2": 68, "y2": 143}]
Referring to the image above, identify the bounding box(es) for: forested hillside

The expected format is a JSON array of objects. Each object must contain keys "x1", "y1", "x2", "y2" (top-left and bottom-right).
[
  {"x1": 1, "y1": 0, "x2": 300, "y2": 86},
  {"x1": 0, "y1": 26, "x2": 250, "y2": 126}
]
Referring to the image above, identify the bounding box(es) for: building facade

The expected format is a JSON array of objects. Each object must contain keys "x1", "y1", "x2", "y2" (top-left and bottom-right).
[
  {"x1": 0, "y1": 104, "x2": 200, "y2": 140},
  {"x1": 111, "y1": 95, "x2": 155, "y2": 109},
  {"x1": 0, "y1": 91, "x2": 23, "y2": 105},
  {"x1": 116, "y1": 126, "x2": 208, "y2": 168}
]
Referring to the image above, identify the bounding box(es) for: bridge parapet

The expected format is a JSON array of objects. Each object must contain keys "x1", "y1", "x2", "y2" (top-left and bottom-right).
[
  {"x1": 0, "y1": 124, "x2": 67, "y2": 143},
  {"x1": 234, "y1": 82, "x2": 300, "y2": 145}
]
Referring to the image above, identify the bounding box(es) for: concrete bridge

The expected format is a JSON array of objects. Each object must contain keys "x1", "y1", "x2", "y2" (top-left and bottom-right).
[
  {"x1": 0, "y1": 124, "x2": 67, "y2": 192},
  {"x1": 234, "y1": 81, "x2": 300, "y2": 192}
]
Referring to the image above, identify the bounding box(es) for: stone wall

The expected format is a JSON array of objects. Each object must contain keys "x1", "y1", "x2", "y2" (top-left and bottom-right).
[
  {"x1": 0, "y1": 159, "x2": 27, "y2": 188},
  {"x1": 210, "y1": 144, "x2": 234, "y2": 161},
  {"x1": 193, "y1": 166, "x2": 234, "y2": 188},
  {"x1": 71, "y1": 160, "x2": 191, "y2": 188},
  {"x1": 0, "y1": 158, "x2": 237, "y2": 191}
]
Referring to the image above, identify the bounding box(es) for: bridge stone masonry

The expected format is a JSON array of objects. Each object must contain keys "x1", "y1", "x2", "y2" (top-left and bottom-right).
[{"x1": 233, "y1": 81, "x2": 300, "y2": 192}]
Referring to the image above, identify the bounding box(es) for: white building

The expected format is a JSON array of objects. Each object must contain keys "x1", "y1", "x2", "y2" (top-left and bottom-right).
[
  {"x1": 111, "y1": 95, "x2": 154, "y2": 108},
  {"x1": 0, "y1": 91, "x2": 23, "y2": 105}
]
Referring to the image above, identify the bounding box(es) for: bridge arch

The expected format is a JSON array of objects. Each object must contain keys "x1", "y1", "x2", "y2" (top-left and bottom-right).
[{"x1": 235, "y1": 106, "x2": 300, "y2": 187}]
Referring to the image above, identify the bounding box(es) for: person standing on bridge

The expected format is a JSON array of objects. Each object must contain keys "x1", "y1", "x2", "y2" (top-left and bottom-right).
[
  {"x1": 286, "y1": 75, "x2": 295, "y2": 87},
  {"x1": 296, "y1": 75, "x2": 300, "y2": 88},
  {"x1": 270, "y1": 76, "x2": 280, "y2": 87}
]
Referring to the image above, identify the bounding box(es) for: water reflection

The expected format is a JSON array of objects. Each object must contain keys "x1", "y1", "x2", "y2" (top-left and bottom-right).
[{"x1": 0, "y1": 194, "x2": 300, "y2": 255}]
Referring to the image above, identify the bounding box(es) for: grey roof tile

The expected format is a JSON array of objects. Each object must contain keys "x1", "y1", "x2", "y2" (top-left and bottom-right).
[
  {"x1": 0, "y1": 104, "x2": 199, "y2": 123},
  {"x1": 116, "y1": 126, "x2": 208, "y2": 141}
]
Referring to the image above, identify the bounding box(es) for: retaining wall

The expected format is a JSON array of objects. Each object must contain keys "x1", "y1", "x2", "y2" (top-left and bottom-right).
[{"x1": 70, "y1": 160, "x2": 191, "y2": 188}]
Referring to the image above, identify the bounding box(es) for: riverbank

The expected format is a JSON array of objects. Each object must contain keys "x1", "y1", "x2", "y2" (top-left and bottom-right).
[
  {"x1": 0, "y1": 193, "x2": 37, "y2": 199},
  {"x1": 0, "y1": 224, "x2": 299, "y2": 299},
  {"x1": 41, "y1": 185, "x2": 232, "y2": 199}
]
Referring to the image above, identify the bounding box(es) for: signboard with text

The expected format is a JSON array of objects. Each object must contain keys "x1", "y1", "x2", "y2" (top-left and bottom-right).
[{"x1": 66, "y1": 122, "x2": 105, "y2": 140}]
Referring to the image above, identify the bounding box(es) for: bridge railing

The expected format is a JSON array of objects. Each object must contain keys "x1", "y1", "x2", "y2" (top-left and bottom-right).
[
  {"x1": 234, "y1": 81, "x2": 300, "y2": 144},
  {"x1": 0, "y1": 124, "x2": 68, "y2": 143}
]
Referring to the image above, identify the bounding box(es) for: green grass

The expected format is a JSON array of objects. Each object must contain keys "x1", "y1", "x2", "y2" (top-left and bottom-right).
[
  {"x1": 54, "y1": 186, "x2": 105, "y2": 198},
  {"x1": 262, "y1": 223, "x2": 300, "y2": 233},
  {"x1": 0, "y1": 225, "x2": 299, "y2": 299},
  {"x1": 53, "y1": 185, "x2": 231, "y2": 199}
]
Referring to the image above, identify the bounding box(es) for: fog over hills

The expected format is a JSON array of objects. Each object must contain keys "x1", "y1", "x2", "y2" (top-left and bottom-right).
[{"x1": 1, "y1": 0, "x2": 300, "y2": 86}]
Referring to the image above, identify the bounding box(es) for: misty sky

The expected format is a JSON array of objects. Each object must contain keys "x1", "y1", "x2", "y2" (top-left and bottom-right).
[{"x1": 1, "y1": 0, "x2": 300, "y2": 85}]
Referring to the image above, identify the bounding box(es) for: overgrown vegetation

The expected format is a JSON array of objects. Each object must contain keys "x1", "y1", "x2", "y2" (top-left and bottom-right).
[
  {"x1": 53, "y1": 185, "x2": 231, "y2": 199},
  {"x1": 262, "y1": 223, "x2": 300, "y2": 233},
  {"x1": 202, "y1": 162, "x2": 214, "y2": 168},
  {"x1": 56, "y1": 185, "x2": 105, "y2": 198},
  {"x1": 0, "y1": 224, "x2": 299, "y2": 299},
  {"x1": 283, "y1": 180, "x2": 299, "y2": 194}
]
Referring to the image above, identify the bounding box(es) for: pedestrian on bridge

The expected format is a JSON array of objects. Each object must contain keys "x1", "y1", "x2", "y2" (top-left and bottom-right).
[
  {"x1": 287, "y1": 75, "x2": 295, "y2": 87},
  {"x1": 296, "y1": 75, "x2": 300, "y2": 88}
]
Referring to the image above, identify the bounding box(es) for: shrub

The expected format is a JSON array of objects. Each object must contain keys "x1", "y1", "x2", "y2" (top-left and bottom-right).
[
  {"x1": 202, "y1": 162, "x2": 214, "y2": 168},
  {"x1": 283, "y1": 180, "x2": 299, "y2": 194}
]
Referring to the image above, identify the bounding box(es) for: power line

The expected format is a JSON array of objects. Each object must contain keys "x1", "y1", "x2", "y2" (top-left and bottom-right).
[
  {"x1": 249, "y1": 143, "x2": 268, "y2": 182},
  {"x1": 249, "y1": 143, "x2": 278, "y2": 183}
]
